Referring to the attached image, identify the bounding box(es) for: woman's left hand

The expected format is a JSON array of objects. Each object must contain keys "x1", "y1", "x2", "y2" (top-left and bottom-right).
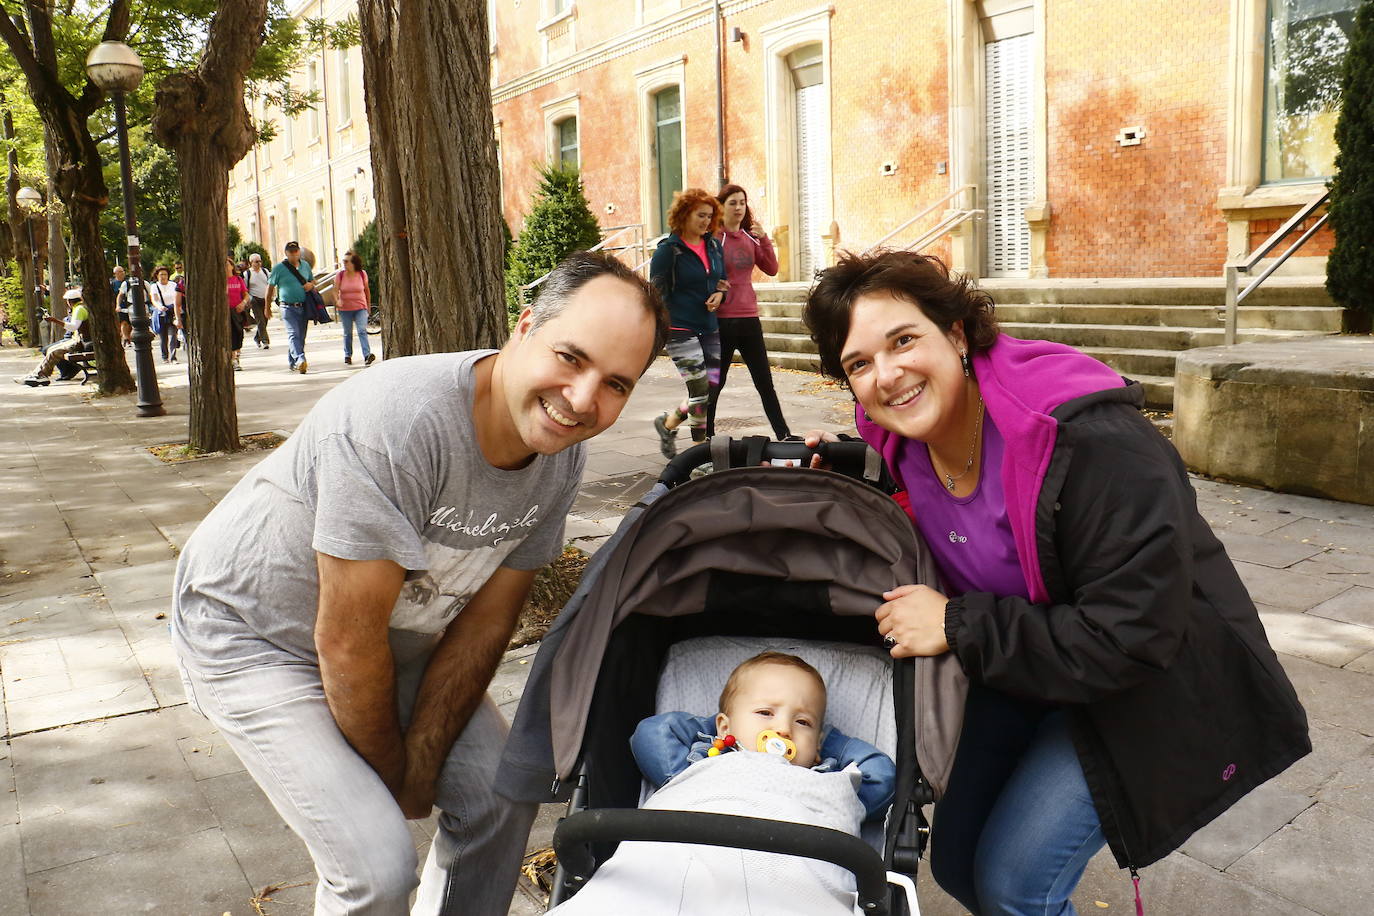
[
  {"x1": 875, "y1": 584, "x2": 951, "y2": 657},
  {"x1": 706, "y1": 292, "x2": 724, "y2": 311}
]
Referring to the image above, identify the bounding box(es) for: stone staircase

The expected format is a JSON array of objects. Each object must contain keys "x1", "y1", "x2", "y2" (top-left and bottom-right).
[{"x1": 756, "y1": 277, "x2": 1345, "y2": 408}]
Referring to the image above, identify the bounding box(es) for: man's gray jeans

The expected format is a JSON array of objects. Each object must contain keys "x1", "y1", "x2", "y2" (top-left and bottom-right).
[{"x1": 174, "y1": 629, "x2": 536, "y2": 915}]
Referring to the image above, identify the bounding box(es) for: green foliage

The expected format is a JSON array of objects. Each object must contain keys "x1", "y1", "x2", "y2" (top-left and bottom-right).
[
  {"x1": 504, "y1": 165, "x2": 601, "y2": 322},
  {"x1": 235, "y1": 239, "x2": 269, "y2": 263},
  {"x1": 350, "y1": 218, "x2": 380, "y2": 307},
  {"x1": 1327, "y1": 0, "x2": 1374, "y2": 314},
  {"x1": 227, "y1": 223, "x2": 243, "y2": 255},
  {"x1": 100, "y1": 135, "x2": 183, "y2": 266},
  {"x1": 0, "y1": 260, "x2": 27, "y2": 343}
]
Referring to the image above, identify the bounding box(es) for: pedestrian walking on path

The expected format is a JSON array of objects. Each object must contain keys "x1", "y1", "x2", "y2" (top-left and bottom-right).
[
  {"x1": 147, "y1": 265, "x2": 180, "y2": 363},
  {"x1": 170, "y1": 251, "x2": 667, "y2": 916},
  {"x1": 649, "y1": 188, "x2": 726, "y2": 458},
  {"x1": 225, "y1": 256, "x2": 249, "y2": 372},
  {"x1": 802, "y1": 249, "x2": 1311, "y2": 915},
  {"x1": 267, "y1": 241, "x2": 314, "y2": 374},
  {"x1": 707, "y1": 183, "x2": 790, "y2": 440},
  {"x1": 244, "y1": 252, "x2": 272, "y2": 349},
  {"x1": 336, "y1": 251, "x2": 375, "y2": 366}
]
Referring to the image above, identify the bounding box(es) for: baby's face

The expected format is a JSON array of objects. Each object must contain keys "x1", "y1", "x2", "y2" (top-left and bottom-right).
[{"x1": 715, "y1": 663, "x2": 825, "y2": 767}]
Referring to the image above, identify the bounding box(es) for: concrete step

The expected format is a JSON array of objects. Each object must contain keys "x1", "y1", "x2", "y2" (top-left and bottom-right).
[
  {"x1": 758, "y1": 300, "x2": 806, "y2": 318},
  {"x1": 767, "y1": 349, "x2": 821, "y2": 372},
  {"x1": 1077, "y1": 347, "x2": 1181, "y2": 379},
  {"x1": 760, "y1": 314, "x2": 807, "y2": 335},
  {"x1": 995, "y1": 303, "x2": 1344, "y2": 332},
  {"x1": 764, "y1": 331, "x2": 824, "y2": 355},
  {"x1": 978, "y1": 277, "x2": 1337, "y2": 308},
  {"x1": 1129, "y1": 374, "x2": 1175, "y2": 409},
  {"x1": 999, "y1": 322, "x2": 1328, "y2": 352}
]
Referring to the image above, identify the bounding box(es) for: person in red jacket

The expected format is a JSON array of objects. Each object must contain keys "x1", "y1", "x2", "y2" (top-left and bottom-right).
[
  {"x1": 706, "y1": 184, "x2": 790, "y2": 440},
  {"x1": 802, "y1": 249, "x2": 1309, "y2": 916}
]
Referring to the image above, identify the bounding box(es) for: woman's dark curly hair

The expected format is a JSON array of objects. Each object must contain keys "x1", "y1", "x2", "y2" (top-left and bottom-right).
[{"x1": 804, "y1": 249, "x2": 999, "y2": 384}]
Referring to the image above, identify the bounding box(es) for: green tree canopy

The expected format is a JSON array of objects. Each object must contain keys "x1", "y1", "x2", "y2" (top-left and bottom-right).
[
  {"x1": 504, "y1": 164, "x2": 601, "y2": 323},
  {"x1": 1327, "y1": 0, "x2": 1374, "y2": 315}
]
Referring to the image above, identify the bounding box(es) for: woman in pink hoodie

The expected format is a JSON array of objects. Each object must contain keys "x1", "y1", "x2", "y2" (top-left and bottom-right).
[
  {"x1": 706, "y1": 184, "x2": 790, "y2": 440},
  {"x1": 800, "y1": 250, "x2": 1308, "y2": 916}
]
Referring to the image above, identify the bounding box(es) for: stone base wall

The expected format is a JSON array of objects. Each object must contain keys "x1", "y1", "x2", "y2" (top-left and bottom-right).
[{"x1": 1173, "y1": 339, "x2": 1374, "y2": 506}]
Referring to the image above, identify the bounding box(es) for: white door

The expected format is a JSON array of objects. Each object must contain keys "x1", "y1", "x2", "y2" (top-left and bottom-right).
[
  {"x1": 983, "y1": 33, "x2": 1033, "y2": 277},
  {"x1": 790, "y1": 45, "x2": 828, "y2": 281}
]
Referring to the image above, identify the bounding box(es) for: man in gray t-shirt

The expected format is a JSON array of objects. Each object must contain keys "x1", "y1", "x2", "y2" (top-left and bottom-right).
[{"x1": 172, "y1": 252, "x2": 667, "y2": 915}]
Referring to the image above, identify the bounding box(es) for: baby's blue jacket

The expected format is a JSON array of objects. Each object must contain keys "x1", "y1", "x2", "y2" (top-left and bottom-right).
[{"x1": 630, "y1": 711, "x2": 897, "y2": 821}]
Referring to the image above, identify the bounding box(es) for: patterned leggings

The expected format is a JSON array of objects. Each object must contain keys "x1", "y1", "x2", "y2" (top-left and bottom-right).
[{"x1": 665, "y1": 328, "x2": 721, "y2": 443}]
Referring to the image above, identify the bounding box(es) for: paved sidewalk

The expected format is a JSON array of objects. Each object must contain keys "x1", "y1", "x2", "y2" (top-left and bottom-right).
[{"x1": 2, "y1": 325, "x2": 1372, "y2": 915}]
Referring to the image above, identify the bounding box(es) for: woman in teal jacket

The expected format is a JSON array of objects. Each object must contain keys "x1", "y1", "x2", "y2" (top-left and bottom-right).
[{"x1": 648, "y1": 188, "x2": 727, "y2": 458}]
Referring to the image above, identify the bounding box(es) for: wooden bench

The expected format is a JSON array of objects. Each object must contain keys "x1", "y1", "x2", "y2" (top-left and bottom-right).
[{"x1": 62, "y1": 350, "x2": 98, "y2": 385}]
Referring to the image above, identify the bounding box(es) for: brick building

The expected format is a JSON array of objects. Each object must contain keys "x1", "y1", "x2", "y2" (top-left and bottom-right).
[{"x1": 231, "y1": 0, "x2": 1354, "y2": 282}]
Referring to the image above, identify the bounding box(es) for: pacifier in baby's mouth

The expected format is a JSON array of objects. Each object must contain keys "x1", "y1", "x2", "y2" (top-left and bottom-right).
[{"x1": 756, "y1": 729, "x2": 797, "y2": 760}]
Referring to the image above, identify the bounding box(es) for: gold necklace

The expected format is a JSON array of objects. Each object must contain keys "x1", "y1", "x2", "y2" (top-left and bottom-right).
[{"x1": 932, "y1": 397, "x2": 984, "y2": 492}]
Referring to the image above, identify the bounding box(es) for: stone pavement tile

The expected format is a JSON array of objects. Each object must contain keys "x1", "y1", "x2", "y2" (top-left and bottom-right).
[
  {"x1": 0, "y1": 824, "x2": 27, "y2": 916},
  {"x1": 1179, "y1": 780, "x2": 1314, "y2": 869},
  {"x1": 1273, "y1": 719, "x2": 1374, "y2": 796},
  {"x1": 1239, "y1": 489, "x2": 1374, "y2": 530},
  {"x1": 0, "y1": 591, "x2": 115, "y2": 645},
  {"x1": 77, "y1": 527, "x2": 178, "y2": 574},
  {"x1": 1280, "y1": 654, "x2": 1374, "y2": 741},
  {"x1": 1306, "y1": 585, "x2": 1374, "y2": 629},
  {"x1": 24, "y1": 827, "x2": 254, "y2": 916},
  {"x1": 1226, "y1": 803, "x2": 1374, "y2": 915},
  {"x1": 1198, "y1": 499, "x2": 1305, "y2": 537},
  {"x1": 0, "y1": 568, "x2": 95, "y2": 608},
  {"x1": 156, "y1": 518, "x2": 201, "y2": 551},
  {"x1": 93, "y1": 558, "x2": 178, "y2": 610},
  {"x1": 1233, "y1": 561, "x2": 1352, "y2": 612},
  {"x1": 0, "y1": 741, "x2": 14, "y2": 827},
  {"x1": 176, "y1": 727, "x2": 246, "y2": 781},
  {"x1": 1289, "y1": 549, "x2": 1374, "y2": 590},
  {"x1": 585, "y1": 449, "x2": 647, "y2": 477},
  {"x1": 1270, "y1": 518, "x2": 1374, "y2": 558},
  {"x1": 1214, "y1": 529, "x2": 1323, "y2": 569},
  {"x1": 11, "y1": 713, "x2": 216, "y2": 874},
  {"x1": 200, "y1": 770, "x2": 314, "y2": 889},
  {"x1": 1, "y1": 637, "x2": 157, "y2": 735},
  {"x1": 1256, "y1": 604, "x2": 1374, "y2": 668},
  {"x1": 491, "y1": 644, "x2": 538, "y2": 711},
  {"x1": 1347, "y1": 650, "x2": 1374, "y2": 675},
  {"x1": 1314, "y1": 750, "x2": 1374, "y2": 822}
]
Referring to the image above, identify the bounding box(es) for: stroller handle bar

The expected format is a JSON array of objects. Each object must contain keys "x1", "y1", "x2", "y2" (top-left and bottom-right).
[
  {"x1": 553, "y1": 807, "x2": 891, "y2": 914},
  {"x1": 661, "y1": 436, "x2": 882, "y2": 488}
]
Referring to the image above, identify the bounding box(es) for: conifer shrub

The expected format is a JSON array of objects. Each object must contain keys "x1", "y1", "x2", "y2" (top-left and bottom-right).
[
  {"x1": 504, "y1": 165, "x2": 601, "y2": 324},
  {"x1": 1327, "y1": 0, "x2": 1374, "y2": 315}
]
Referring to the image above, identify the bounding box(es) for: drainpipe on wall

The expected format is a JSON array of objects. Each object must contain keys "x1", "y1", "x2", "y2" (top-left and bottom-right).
[{"x1": 714, "y1": 0, "x2": 726, "y2": 189}]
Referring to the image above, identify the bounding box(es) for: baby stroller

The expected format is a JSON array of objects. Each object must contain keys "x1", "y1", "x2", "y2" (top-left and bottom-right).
[{"x1": 500, "y1": 437, "x2": 961, "y2": 915}]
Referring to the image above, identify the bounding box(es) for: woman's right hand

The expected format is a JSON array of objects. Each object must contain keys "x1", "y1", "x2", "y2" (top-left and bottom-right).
[
  {"x1": 706, "y1": 292, "x2": 724, "y2": 311},
  {"x1": 802, "y1": 429, "x2": 840, "y2": 469}
]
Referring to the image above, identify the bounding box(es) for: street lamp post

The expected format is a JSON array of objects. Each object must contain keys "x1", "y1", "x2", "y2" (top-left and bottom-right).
[
  {"x1": 85, "y1": 40, "x2": 164, "y2": 417},
  {"x1": 15, "y1": 186, "x2": 42, "y2": 346}
]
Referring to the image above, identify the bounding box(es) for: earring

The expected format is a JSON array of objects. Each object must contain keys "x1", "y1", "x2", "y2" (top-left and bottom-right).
[{"x1": 960, "y1": 351, "x2": 971, "y2": 377}]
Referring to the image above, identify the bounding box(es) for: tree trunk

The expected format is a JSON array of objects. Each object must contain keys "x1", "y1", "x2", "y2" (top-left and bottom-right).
[
  {"x1": 3, "y1": 102, "x2": 40, "y2": 345},
  {"x1": 43, "y1": 128, "x2": 66, "y2": 312},
  {"x1": 357, "y1": 0, "x2": 506, "y2": 357},
  {"x1": 151, "y1": 0, "x2": 267, "y2": 453}
]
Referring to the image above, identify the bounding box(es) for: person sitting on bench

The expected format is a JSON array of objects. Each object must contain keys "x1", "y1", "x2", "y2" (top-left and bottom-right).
[{"x1": 15, "y1": 289, "x2": 91, "y2": 387}]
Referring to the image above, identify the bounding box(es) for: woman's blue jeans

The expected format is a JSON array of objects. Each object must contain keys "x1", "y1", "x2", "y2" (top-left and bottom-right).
[
  {"x1": 930, "y1": 685, "x2": 1106, "y2": 915},
  {"x1": 339, "y1": 308, "x2": 371, "y2": 359},
  {"x1": 281, "y1": 302, "x2": 308, "y2": 367}
]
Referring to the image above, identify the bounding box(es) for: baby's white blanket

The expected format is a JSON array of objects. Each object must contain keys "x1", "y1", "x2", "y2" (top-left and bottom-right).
[{"x1": 550, "y1": 752, "x2": 867, "y2": 916}]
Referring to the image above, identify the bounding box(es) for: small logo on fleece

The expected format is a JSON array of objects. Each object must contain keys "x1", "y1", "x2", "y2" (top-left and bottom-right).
[
  {"x1": 1221, "y1": 763, "x2": 1237, "y2": 781},
  {"x1": 947, "y1": 530, "x2": 968, "y2": 544}
]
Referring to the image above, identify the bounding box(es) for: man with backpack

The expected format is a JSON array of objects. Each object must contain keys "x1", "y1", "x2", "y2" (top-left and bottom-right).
[
  {"x1": 244, "y1": 252, "x2": 272, "y2": 349},
  {"x1": 266, "y1": 240, "x2": 315, "y2": 373}
]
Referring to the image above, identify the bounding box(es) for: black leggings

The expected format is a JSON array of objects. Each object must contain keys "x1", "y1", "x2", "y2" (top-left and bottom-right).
[{"x1": 706, "y1": 316, "x2": 790, "y2": 439}]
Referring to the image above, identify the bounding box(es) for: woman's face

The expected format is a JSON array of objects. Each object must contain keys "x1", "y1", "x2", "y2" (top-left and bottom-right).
[
  {"x1": 722, "y1": 192, "x2": 747, "y2": 226},
  {"x1": 839, "y1": 292, "x2": 969, "y2": 445},
  {"x1": 156, "y1": 269, "x2": 169, "y2": 283},
  {"x1": 687, "y1": 204, "x2": 714, "y2": 239}
]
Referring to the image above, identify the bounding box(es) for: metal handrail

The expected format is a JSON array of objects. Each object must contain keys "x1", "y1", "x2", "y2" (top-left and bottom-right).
[
  {"x1": 521, "y1": 224, "x2": 645, "y2": 305},
  {"x1": 905, "y1": 207, "x2": 985, "y2": 253},
  {"x1": 1223, "y1": 189, "x2": 1329, "y2": 344},
  {"x1": 862, "y1": 184, "x2": 977, "y2": 255}
]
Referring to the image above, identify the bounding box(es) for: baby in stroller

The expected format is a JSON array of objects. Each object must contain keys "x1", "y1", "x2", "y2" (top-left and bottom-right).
[{"x1": 550, "y1": 651, "x2": 895, "y2": 914}]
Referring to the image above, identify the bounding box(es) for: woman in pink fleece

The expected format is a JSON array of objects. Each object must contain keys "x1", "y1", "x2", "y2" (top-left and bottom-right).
[
  {"x1": 705, "y1": 184, "x2": 790, "y2": 440},
  {"x1": 799, "y1": 250, "x2": 1308, "y2": 916}
]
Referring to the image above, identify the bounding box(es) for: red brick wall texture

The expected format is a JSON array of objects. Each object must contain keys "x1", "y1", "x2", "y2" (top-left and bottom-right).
[{"x1": 491, "y1": 0, "x2": 1299, "y2": 279}]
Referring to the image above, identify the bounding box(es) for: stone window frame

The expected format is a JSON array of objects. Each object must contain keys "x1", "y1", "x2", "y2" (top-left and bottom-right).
[
  {"x1": 537, "y1": 0, "x2": 577, "y2": 67},
  {"x1": 541, "y1": 92, "x2": 581, "y2": 169},
  {"x1": 947, "y1": 0, "x2": 1049, "y2": 279},
  {"x1": 636, "y1": 0, "x2": 682, "y2": 26},
  {"x1": 635, "y1": 56, "x2": 687, "y2": 238},
  {"x1": 759, "y1": 5, "x2": 834, "y2": 282},
  {"x1": 1219, "y1": 0, "x2": 1333, "y2": 260}
]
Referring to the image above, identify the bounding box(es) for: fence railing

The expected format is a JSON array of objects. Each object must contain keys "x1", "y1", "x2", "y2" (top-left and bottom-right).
[
  {"x1": 861, "y1": 185, "x2": 981, "y2": 256},
  {"x1": 1223, "y1": 189, "x2": 1329, "y2": 345}
]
